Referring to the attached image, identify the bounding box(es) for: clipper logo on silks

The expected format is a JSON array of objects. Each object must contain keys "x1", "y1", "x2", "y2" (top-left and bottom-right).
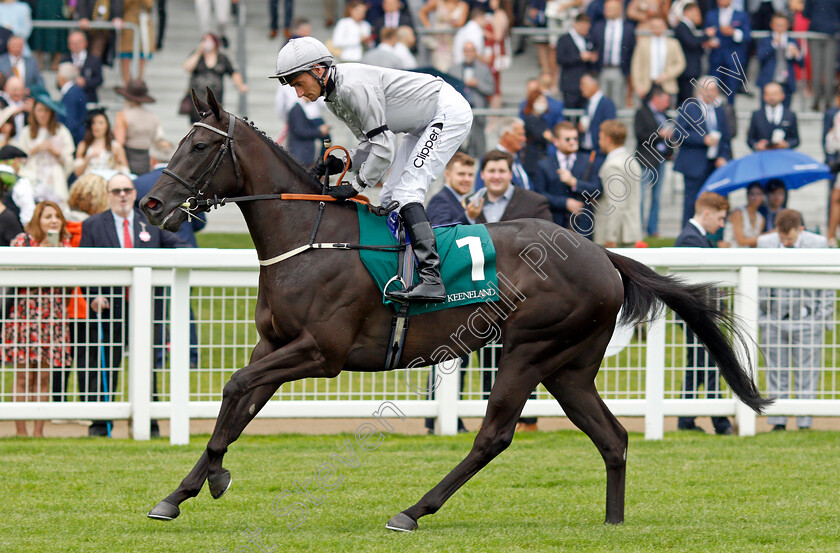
[{"x1": 413, "y1": 122, "x2": 444, "y2": 168}]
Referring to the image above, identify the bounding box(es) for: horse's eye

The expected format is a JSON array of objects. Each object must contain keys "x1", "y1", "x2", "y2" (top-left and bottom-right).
[{"x1": 193, "y1": 143, "x2": 207, "y2": 152}]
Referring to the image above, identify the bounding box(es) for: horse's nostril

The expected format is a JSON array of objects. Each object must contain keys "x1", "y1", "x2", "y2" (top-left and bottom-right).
[{"x1": 145, "y1": 198, "x2": 161, "y2": 210}]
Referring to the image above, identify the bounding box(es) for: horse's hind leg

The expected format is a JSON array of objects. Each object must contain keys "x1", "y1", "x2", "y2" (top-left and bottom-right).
[
  {"x1": 148, "y1": 382, "x2": 279, "y2": 520},
  {"x1": 542, "y1": 361, "x2": 628, "y2": 524},
  {"x1": 387, "y1": 363, "x2": 540, "y2": 532}
]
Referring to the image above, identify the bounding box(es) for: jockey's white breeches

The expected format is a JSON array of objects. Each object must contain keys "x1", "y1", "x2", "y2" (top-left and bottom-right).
[{"x1": 379, "y1": 83, "x2": 473, "y2": 209}]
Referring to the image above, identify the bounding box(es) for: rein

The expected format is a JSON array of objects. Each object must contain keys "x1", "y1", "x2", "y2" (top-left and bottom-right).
[{"x1": 167, "y1": 118, "x2": 402, "y2": 266}]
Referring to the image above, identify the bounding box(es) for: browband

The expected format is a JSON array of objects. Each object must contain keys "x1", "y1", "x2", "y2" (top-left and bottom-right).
[{"x1": 193, "y1": 122, "x2": 231, "y2": 138}]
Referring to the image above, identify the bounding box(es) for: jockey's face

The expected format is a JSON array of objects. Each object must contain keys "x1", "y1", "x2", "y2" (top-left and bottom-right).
[{"x1": 288, "y1": 66, "x2": 327, "y2": 102}]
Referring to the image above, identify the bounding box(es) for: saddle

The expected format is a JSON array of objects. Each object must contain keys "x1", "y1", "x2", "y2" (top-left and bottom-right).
[{"x1": 316, "y1": 146, "x2": 500, "y2": 369}]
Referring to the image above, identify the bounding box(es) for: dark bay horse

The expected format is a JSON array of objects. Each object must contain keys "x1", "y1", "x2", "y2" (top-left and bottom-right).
[{"x1": 140, "y1": 89, "x2": 770, "y2": 531}]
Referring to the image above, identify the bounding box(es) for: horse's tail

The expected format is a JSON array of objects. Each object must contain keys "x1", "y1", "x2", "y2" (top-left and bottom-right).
[{"x1": 605, "y1": 250, "x2": 772, "y2": 414}]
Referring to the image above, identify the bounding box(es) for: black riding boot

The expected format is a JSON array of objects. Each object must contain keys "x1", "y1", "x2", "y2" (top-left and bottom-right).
[{"x1": 388, "y1": 202, "x2": 446, "y2": 303}]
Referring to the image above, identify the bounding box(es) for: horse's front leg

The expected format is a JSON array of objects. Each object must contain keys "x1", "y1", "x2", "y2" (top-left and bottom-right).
[
  {"x1": 148, "y1": 382, "x2": 279, "y2": 520},
  {"x1": 204, "y1": 331, "x2": 328, "y2": 497}
]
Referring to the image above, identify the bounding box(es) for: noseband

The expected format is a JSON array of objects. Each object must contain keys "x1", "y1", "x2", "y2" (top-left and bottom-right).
[{"x1": 162, "y1": 114, "x2": 241, "y2": 208}]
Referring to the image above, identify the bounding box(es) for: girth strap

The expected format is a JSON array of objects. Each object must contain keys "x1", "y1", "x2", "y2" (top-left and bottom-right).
[{"x1": 258, "y1": 241, "x2": 404, "y2": 266}]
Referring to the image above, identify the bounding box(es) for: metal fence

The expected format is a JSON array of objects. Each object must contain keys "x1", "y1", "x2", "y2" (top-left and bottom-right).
[{"x1": 2, "y1": 247, "x2": 840, "y2": 444}]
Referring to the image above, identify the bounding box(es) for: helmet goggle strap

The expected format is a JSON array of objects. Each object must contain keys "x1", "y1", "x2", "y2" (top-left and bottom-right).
[{"x1": 307, "y1": 65, "x2": 329, "y2": 97}]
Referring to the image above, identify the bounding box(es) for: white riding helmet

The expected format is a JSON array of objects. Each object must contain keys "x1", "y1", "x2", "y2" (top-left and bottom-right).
[{"x1": 269, "y1": 37, "x2": 334, "y2": 86}]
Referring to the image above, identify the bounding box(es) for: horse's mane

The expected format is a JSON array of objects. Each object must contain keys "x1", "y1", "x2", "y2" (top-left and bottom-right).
[{"x1": 239, "y1": 116, "x2": 323, "y2": 193}]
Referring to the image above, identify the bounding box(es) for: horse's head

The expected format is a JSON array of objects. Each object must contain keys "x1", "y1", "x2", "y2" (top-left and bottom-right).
[{"x1": 140, "y1": 88, "x2": 243, "y2": 231}]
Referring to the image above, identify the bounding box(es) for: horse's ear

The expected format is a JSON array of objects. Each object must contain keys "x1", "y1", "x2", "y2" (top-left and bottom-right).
[
  {"x1": 205, "y1": 87, "x2": 222, "y2": 120},
  {"x1": 191, "y1": 89, "x2": 209, "y2": 116}
]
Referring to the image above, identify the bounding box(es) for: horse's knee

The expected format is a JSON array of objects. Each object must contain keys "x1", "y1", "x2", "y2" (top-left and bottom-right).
[
  {"x1": 474, "y1": 428, "x2": 514, "y2": 459},
  {"x1": 222, "y1": 373, "x2": 245, "y2": 400},
  {"x1": 602, "y1": 428, "x2": 628, "y2": 470},
  {"x1": 603, "y1": 446, "x2": 627, "y2": 471}
]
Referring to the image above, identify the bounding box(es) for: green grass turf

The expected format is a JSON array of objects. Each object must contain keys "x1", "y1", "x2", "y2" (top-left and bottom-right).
[
  {"x1": 643, "y1": 236, "x2": 676, "y2": 248},
  {"x1": 197, "y1": 233, "x2": 255, "y2": 249},
  {"x1": 2, "y1": 430, "x2": 839, "y2": 552}
]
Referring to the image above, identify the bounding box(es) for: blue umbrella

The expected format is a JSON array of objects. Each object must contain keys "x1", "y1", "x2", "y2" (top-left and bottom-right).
[{"x1": 698, "y1": 150, "x2": 832, "y2": 198}]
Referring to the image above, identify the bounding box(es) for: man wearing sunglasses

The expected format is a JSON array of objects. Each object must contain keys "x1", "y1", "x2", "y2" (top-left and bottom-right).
[
  {"x1": 79, "y1": 173, "x2": 188, "y2": 437},
  {"x1": 532, "y1": 121, "x2": 603, "y2": 239}
]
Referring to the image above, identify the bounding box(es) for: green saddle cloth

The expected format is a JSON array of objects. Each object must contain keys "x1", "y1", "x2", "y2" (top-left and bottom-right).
[{"x1": 355, "y1": 204, "x2": 499, "y2": 315}]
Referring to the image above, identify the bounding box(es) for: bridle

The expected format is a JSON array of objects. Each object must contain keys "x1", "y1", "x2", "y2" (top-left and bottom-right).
[{"x1": 162, "y1": 114, "x2": 241, "y2": 210}]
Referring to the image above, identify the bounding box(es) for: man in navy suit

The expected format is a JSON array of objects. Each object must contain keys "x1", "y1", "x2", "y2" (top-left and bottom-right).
[
  {"x1": 556, "y1": 13, "x2": 597, "y2": 109},
  {"x1": 57, "y1": 63, "x2": 88, "y2": 145},
  {"x1": 426, "y1": 152, "x2": 478, "y2": 226},
  {"x1": 0, "y1": 36, "x2": 44, "y2": 91},
  {"x1": 675, "y1": 191, "x2": 734, "y2": 435},
  {"x1": 532, "y1": 121, "x2": 602, "y2": 238},
  {"x1": 704, "y1": 0, "x2": 750, "y2": 105},
  {"x1": 673, "y1": 77, "x2": 732, "y2": 228},
  {"x1": 674, "y1": 2, "x2": 710, "y2": 105},
  {"x1": 579, "y1": 72, "x2": 617, "y2": 158},
  {"x1": 134, "y1": 166, "x2": 205, "y2": 368},
  {"x1": 747, "y1": 82, "x2": 800, "y2": 151},
  {"x1": 79, "y1": 173, "x2": 189, "y2": 437},
  {"x1": 60, "y1": 31, "x2": 104, "y2": 104},
  {"x1": 756, "y1": 13, "x2": 803, "y2": 109},
  {"x1": 590, "y1": 0, "x2": 635, "y2": 109}
]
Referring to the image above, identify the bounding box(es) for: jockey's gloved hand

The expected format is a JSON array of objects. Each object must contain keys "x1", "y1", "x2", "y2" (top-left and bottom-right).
[
  {"x1": 326, "y1": 183, "x2": 358, "y2": 201},
  {"x1": 317, "y1": 154, "x2": 349, "y2": 177}
]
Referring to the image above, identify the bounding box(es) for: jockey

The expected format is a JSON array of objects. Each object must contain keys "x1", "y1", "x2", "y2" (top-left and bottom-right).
[{"x1": 270, "y1": 36, "x2": 473, "y2": 303}]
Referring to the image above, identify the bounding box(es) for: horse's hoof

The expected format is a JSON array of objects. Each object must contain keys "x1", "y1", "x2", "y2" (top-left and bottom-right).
[
  {"x1": 147, "y1": 500, "x2": 180, "y2": 521},
  {"x1": 208, "y1": 469, "x2": 232, "y2": 499},
  {"x1": 385, "y1": 512, "x2": 418, "y2": 532}
]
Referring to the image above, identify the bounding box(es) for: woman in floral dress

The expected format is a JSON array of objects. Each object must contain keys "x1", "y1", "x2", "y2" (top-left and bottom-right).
[{"x1": 3, "y1": 201, "x2": 72, "y2": 437}]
